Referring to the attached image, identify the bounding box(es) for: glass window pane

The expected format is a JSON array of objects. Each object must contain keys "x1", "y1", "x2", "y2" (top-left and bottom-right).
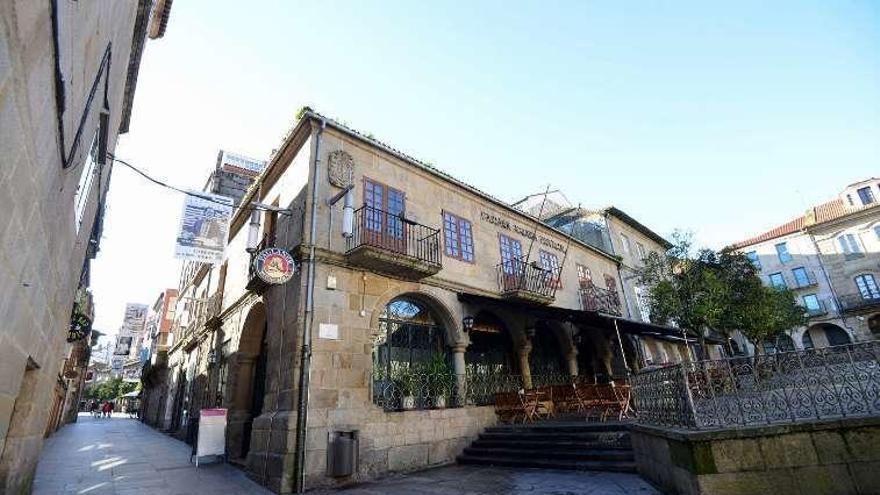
[
  {"x1": 775, "y1": 243, "x2": 792, "y2": 263},
  {"x1": 769, "y1": 273, "x2": 787, "y2": 288}
]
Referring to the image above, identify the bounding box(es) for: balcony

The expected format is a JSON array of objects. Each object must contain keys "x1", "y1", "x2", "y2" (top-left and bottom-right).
[
  {"x1": 838, "y1": 293, "x2": 880, "y2": 314},
  {"x1": 579, "y1": 285, "x2": 622, "y2": 316},
  {"x1": 246, "y1": 233, "x2": 275, "y2": 294},
  {"x1": 496, "y1": 259, "x2": 558, "y2": 305},
  {"x1": 346, "y1": 205, "x2": 442, "y2": 279},
  {"x1": 204, "y1": 291, "x2": 223, "y2": 328}
]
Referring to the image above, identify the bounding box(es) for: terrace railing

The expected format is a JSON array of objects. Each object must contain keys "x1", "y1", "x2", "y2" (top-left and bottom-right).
[
  {"x1": 346, "y1": 205, "x2": 442, "y2": 267},
  {"x1": 632, "y1": 341, "x2": 880, "y2": 430},
  {"x1": 579, "y1": 285, "x2": 622, "y2": 316},
  {"x1": 496, "y1": 259, "x2": 559, "y2": 301}
]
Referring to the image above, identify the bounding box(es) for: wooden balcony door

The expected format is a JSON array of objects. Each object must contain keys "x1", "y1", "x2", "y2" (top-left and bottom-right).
[
  {"x1": 364, "y1": 178, "x2": 406, "y2": 254},
  {"x1": 499, "y1": 234, "x2": 524, "y2": 291}
]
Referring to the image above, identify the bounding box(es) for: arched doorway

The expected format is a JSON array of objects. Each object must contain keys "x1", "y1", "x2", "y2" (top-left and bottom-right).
[
  {"x1": 869, "y1": 314, "x2": 880, "y2": 337},
  {"x1": 228, "y1": 303, "x2": 267, "y2": 461},
  {"x1": 465, "y1": 311, "x2": 516, "y2": 375},
  {"x1": 372, "y1": 297, "x2": 449, "y2": 410},
  {"x1": 804, "y1": 323, "x2": 852, "y2": 349},
  {"x1": 529, "y1": 321, "x2": 567, "y2": 384},
  {"x1": 824, "y1": 324, "x2": 852, "y2": 346}
]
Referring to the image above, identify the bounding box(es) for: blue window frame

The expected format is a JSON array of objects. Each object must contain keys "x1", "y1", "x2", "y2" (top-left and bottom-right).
[
  {"x1": 775, "y1": 243, "x2": 793, "y2": 263},
  {"x1": 857, "y1": 186, "x2": 875, "y2": 206},
  {"x1": 746, "y1": 251, "x2": 761, "y2": 270},
  {"x1": 769, "y1": 272, "x2": 787, "y2": 289},
  {"x1": 792, "y1": 267, "x2": 810, "y2": 287},
  {"x1": 855, "y1": 274, "x2": 880, "y2": 300}
]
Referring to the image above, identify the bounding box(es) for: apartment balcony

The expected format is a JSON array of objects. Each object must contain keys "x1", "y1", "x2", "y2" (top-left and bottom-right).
[
  {"x1": 496, "y1": 259, "x2": 558, "y2": 305},
  {"x1": 204, "y1": 291, "x2": 223, "y2": 328},
  {"x1": 345, "y1": 205, "x2": 442, "y2": 280},
  {"x1": 838, "y1": 293, "x2": 880, "y2": 314},
  {"x1": 246, "y1": 233, "x2": 275, "y2": 294},
  {"x1": 579, "y1": 285, "x2": 622, "y2": 316}
]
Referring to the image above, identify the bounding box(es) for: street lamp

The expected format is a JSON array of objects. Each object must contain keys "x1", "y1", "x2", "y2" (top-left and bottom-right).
[
  {"x1": 462, "y1": 316, "x2": 475, "y2": 334},
  {"x1": 525, "y1": 327, "x2": 536, "y2": 339}
]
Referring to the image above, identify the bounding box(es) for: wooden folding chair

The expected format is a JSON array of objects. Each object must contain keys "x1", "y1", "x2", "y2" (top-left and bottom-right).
[
  {"x1": 613, "y1": 384, "x2": 634, "y2": 420},
  {"x1": 576, "y1": 383, "x2": 603, "y2": 421},
  {"x1": 494, "y1": 392, "x2": 524, "y2": 423},
  {"x1": 520, "y1": 389, "x2": 554, "y2": 423},
  {"x1": 595, "y1": 384, "x2": 620, "y2": 422}
]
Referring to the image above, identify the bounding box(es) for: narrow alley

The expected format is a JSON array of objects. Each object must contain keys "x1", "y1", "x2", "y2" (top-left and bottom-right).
[{"x1": 32, "y1": 414, "x2": 271, "y2": 495}]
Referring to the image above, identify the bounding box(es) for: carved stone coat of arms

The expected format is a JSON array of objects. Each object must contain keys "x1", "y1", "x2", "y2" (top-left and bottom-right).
[{"x1": 327, "y1": 150, "x2": 354, "y2": 188}]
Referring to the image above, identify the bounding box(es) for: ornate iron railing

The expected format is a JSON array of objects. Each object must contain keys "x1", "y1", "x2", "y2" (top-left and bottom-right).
[
  {"x1": 495, "y1": 259, "x2": 559, "y2": 299},
  {"x1": 838, "y1": 293, "x2": 880, "y2": 313},
  {"x1": 346, "y1": 205, "x2": 442, "y2": 266},
  {"x1": 579, "y1": 286, "x2": 622, "y2": 316},
  {"x1": 371, "y1": 370, "x2": 578, "y2": 412},
  {"x1": 632, "y1": 341, "x2": 880, "y2": 429}
]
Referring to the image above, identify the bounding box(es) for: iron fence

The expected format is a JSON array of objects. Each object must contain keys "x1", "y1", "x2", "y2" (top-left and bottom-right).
[
  {"x1": 632, "y1": 341, "x2": 880, "y2": 429},
  {"x1": 371, "y1": 370, "x2": 578, "y2": 412}
]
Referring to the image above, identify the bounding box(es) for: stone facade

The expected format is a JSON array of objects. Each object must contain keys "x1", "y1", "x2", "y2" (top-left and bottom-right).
[
  {"x1": 733, "y1": 178, "x2": 880, "y2": 353},
  {"x1": 631, "y1": 417, "x2": 880, "y2": 495},
  {"x1": 0, "y1": 0, "x2": 169, "y2": 491},
  {"x1": 154, "y1": 110, "x2": 677, "y2": 493}
]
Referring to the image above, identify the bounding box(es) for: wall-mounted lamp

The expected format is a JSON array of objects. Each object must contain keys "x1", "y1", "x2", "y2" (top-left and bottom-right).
[
  {"x1": 246, "y1": 210, "x2": 261, "y2": 253},
  {"x1": 207, "y1": 350, "x2": 217, "y2": 365},
  {"x1": 573, "y1": 333, "x2": 583, "y2": 345},
  {"x1": 462, "y1": 316, "x2": 475, "y2": 334},
  {"x1": 525, "y1": 327, "x2": 536, "y2": 339}
]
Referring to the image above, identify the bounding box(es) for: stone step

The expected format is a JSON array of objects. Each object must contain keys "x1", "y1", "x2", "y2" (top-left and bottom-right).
[
  {"x1": 463, "y1": 446, "x2": 635, "y2": 462},
  {"x1": 470, "y1": 439, "x2": 632, "y2": 451},
  {"x1": 456, "y1": 454, "x2": 637, "y2": 473},
  {"x1": 478, "y1": 431, "x2": 630, "y2": 444},
  {"x1": 484, "y1": 422, "x2": 630, "y2": 434}
]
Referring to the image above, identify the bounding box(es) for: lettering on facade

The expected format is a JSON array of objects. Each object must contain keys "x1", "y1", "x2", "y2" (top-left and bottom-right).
[{"x1": 480, "y1": 210, "x2": 565, "y2": 251}]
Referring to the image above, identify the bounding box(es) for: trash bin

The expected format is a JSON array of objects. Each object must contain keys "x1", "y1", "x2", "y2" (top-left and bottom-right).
[{"x1": 327, "y1": 430, "x2": 358, "y2": 477}]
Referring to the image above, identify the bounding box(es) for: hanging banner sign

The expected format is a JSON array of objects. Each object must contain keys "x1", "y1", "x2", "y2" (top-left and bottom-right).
[
  {"x1": 174, "y1": 192, "x2": 234, "y2": 265},
  {"x1": 253, "y1": 248, "x2": 296, "y2": 285}
]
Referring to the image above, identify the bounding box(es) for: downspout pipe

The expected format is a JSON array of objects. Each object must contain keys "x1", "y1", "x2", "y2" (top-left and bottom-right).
[{"x1": 294, "y1": 118, "x2": 326, "y2": 493}]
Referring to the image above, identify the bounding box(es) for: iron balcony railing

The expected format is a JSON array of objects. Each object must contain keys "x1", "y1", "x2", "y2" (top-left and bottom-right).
[
  {"x1": 579, "y1": 285, "x2": 622, "y2": 316},
  {"x1": 838, "y1": 293, "x2": 880, "y2": 313},
  {"x1": 346, "y1": 205, "x2": 441, "y2": 267},
  {"x1": 631, "y1": 341, "x2": 880, "y2": 430},
  {"x1": 495, "y1": 259, "x2": 559, "y2": 299}
]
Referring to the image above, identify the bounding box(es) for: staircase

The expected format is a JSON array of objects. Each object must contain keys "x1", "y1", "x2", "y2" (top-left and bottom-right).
[{"x1": 457, "y1": 422, "x2": 635, "y2": 472}]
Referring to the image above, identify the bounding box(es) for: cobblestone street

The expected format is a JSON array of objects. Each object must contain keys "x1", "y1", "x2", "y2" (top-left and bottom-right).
[
  {"x1": 33, "y1": 414, "x2": 271, "y2": 495},
  {"x1": 34, "y1": 414, "x2": 661, "y2": 495}
]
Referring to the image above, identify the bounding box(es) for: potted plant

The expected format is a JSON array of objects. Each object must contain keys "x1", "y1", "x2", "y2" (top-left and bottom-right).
[
  {"x1": 394, "y1": 365, "x2": 418, "y2": 410},
  {"x1": 426, "y1": 354, "x2": 453, "y2": 409}
]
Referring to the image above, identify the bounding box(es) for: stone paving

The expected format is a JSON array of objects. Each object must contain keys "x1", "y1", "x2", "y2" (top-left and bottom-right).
[
  {"x1": 34, "y1": 413, "x2": 662, "y2": 495},
  {"x1": 33, "y1": 413, "x2": 271, "y2": 495},
  {"x1": 311, "y1": 465, "x2": 662, "y2": 495}
]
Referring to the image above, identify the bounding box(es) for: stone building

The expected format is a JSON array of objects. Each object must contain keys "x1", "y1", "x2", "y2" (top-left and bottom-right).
[
  {"x1": 0, "y1": 0, "x2": 171, "y2": 491},
  {"x1": 154, "y1": 109, "x2": 683, "y2": 492},
  {"x1": 732, "y1": 178, "x2": 880, "y2": 353}
]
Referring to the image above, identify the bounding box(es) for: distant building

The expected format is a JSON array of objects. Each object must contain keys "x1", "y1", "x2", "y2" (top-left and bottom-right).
[
  {"x1": 140, "y1": 289, "x2": 178, "y2": 427},
  {"x1": 731, "y1": 178, "x2": 880, "y2": 353},
  {"x1": 0, "y1": 1, "x2": 171, "y2": 490}
]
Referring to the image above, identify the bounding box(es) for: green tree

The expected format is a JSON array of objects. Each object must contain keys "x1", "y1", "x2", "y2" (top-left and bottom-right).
[
  {"x1": 738, "y1": 285, "x2": 807, "y2": 354},
  {"x1": 638, "y1": 232, "x2": 807, "y2": 358},
  {"x1": 83, "y1": 376, "x2": 138, "y2": 402}
]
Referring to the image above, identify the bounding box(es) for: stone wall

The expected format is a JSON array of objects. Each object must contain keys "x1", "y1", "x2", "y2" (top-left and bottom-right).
[
  {"x1": 0, "y1": 0, "x2": 145, "y2": 492},
  {"x1": 631, "y1": 417, "x2": 880, "y2": 495}
]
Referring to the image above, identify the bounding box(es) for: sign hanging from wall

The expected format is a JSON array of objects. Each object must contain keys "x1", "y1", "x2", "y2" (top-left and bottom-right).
[
  {"x1": 253, "y1": 247, "x2": 296, "y2": 285},
  {"x1": 174, "y1": 192, "x2": 234, "y2": 265}
]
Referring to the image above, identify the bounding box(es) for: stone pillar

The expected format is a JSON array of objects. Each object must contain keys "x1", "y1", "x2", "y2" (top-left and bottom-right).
[
  {"x1": 517, "y1": 342, "x2": 533, "y2": 389},
  {"x1": 565, "y1": 350, "x2": 578, "y2": 378},
  {"x1": 451, "y1": 343, "x2": 467, "y2": 406}
]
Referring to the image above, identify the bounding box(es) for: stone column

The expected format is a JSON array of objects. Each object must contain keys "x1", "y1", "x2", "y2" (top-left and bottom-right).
[
  {"x1": 565, "y1": 350, "x2": 578, "y2": 378},
  {"x1": 517, "y1": 342, "x2": 533, "y2": 389},
  {"x1": 451, "y1": 343, "x2": 467, "y2": 406}
]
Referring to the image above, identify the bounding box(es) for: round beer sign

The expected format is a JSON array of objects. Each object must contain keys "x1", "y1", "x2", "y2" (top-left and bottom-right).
[{"x1": 253, "y1": 248, "x2": 296, "y2": 285}]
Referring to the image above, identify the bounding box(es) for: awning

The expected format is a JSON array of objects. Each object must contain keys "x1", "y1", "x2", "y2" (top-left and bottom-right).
[{"x1": 457, "y1": 292, "x2": 698, "y2": 341}]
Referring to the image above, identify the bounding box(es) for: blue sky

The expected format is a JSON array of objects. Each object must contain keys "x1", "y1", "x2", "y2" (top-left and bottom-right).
[{"x1": 94, "y1": 0, "x2": 880, "y2": 333}]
